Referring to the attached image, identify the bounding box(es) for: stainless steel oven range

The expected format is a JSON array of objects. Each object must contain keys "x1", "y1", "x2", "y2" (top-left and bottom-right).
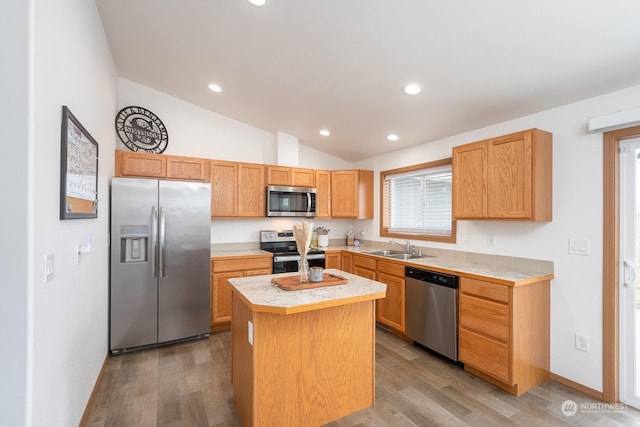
[{"x1": 260, "y1": 230, "x2": 325, "y2": 273}]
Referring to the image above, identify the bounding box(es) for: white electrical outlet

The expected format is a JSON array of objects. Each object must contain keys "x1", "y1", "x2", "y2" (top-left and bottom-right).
[
  {"x1": 575, "y1": 334, "x2": 589, "y2": 352},
  {"x1": 487, "y1": 234, "x2": 496, "y2": 247},
  {"x1": 248, "y1": 320, "x2": 253, "y2": 346},
  {"x1": 568, "y1": 239, "x2": 590, "y2": 256},
  {"x1": 460, "y1": 233, "x2": 472, "y2": 245},
  {"x1": 43, "y1": 253, "x2": 54, "y2": 283}
]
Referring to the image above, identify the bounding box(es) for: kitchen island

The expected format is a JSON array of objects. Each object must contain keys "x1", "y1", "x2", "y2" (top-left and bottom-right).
[{"x1": 228, "y1": 269, "x2": 387, "y2": 427}]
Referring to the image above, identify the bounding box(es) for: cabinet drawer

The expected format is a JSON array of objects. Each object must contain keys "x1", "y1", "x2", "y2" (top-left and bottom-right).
[
  {"x1": 459, "y1": 328, "x2": 510, "y2": 384},
  {"x1": 212, "y1": 256, "x2": 272, "y2": 273},
  {"x1": 354, "y1": 266, "x2": 375, "y2": 280},
  {"x1": 245, "y1": 268, "x2": 271, "y2": 276},
  {"x1": 460, "y1": 294, "x2": 509, "y2": 342},
  {"x1": 353, "y1": 255, "x2": 376, "y2": 270},
  {"x1": 461, "y1": 277, "x2": 510, "y2": 303},
  {"x1": 377, "y1": 260, "x2": 405, "y2": 277}
]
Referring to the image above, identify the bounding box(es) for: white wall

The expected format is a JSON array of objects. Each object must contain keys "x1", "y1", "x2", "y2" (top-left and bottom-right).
[
  {"x1": 30, "y1": 0, "x2": 117, "y2": 425},
  {"x1": 0, "y1": 1, "x2": 31, "y2": 425},
  {"x1": 355, "y1": 83, "x2": 640, "y2": 392},
  {"x1": 117, "y1": 79, "x2": 357, "y2": 244}
]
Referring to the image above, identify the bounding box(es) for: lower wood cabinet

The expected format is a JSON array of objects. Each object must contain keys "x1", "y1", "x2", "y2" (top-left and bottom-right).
[
  {"x1": 340, "y1": 252, "x2": 354, "y2": 274},
  {"x1": 210, "y1": 255, "x2": 272, "y2": 331},
  {"x1": 375, "y1": 260, "x2": 405, "y2": 333},
  {"x1": 458, "y1": 277, "x2": 550, "y2": 396},
  {"x1": 324, "y1": 250, "x2": 341, "y2": 269},
  {"x1": 351, "y1": 254, "x2": 405, "y2": 334}
]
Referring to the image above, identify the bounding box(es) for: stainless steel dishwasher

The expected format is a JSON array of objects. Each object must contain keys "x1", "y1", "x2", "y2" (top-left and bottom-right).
[{"x1": 405, "y1": 267, "x2": 459, "y2": 361}]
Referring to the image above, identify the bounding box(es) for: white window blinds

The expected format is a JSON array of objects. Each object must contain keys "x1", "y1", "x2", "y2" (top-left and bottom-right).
[{"x1": 383, "y1": 164, "x2": 453, "y2": 236}]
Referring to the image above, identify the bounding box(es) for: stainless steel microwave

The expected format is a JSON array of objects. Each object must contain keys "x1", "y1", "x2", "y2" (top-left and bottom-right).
[{"x1": 266, "y1": 185, "x2": 317, "y2": 217}]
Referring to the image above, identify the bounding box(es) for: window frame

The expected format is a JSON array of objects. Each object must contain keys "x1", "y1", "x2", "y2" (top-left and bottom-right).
[{"x1": 380, "y1": 158, "x2": 456, "y2": 243}]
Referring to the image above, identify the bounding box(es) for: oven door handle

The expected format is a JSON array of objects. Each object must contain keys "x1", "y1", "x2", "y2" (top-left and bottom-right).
[{"x1": 274, "y1": 253, "x2": 325, "y2": 262}]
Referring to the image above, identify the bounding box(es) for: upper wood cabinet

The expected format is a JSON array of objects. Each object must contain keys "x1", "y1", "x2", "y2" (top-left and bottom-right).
[
  {"x1": 115, "y1": 150, "x2": 209, "y2": 181},
  {"x1": 452, "y1": 129, "x2": 552, "y2": 221},
  {"x1": 238, "y1": 162, "x2": 266, "y2": 217},
  {"x1": 210, "y1": 160, "x2": 238, "y2": 217},
  {"x1": 266, "y1": 166, "x2": 315, "y2": 187},
  {"x1": 314, "y1": 170, "x2": 332, "y2": 218},
  {"x1": 331, "y1": 170, "x2": 373, "y2": 219},
  {"x1": 210, "y1": 160, "x2": 265, "y2": 218}
]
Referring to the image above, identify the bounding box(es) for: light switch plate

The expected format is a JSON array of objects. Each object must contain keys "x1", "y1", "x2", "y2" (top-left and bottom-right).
[
  {"x1": 568, "y1": 239, "x2": 590, "y2": 256},
  {"x1": 44, "y1": 253, "x2": 54, "y2": 283}
]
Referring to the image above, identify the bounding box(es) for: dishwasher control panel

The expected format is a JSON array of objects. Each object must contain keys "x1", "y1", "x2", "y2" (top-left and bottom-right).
[{"x1": 405, "y1": 267, "x2": 459, "y2": 289}]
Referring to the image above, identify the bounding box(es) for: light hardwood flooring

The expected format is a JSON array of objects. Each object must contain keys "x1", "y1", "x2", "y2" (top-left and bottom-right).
[{"x1": 84, "y1": 328, "x2": 640, "y2": 426}]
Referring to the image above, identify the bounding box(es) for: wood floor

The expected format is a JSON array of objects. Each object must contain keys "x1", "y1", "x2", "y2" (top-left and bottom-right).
[{"x1": 84, "y1": 328, "x2": 640, "y2": 426}]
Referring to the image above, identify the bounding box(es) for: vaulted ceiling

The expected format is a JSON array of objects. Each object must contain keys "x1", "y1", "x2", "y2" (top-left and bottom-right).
[{"x1": 95, "y1": 0, "x2": 640, "y2": 161}]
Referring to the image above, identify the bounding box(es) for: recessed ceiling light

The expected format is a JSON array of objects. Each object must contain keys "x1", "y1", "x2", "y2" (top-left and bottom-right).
[
  {"x1": 402, "y1": 82, "x2": 423, "y2": 95},
  {"x1": 387, "y1": 134, "x2": 399, "y2": 141},
  {"x1": 208, "y1": 83, "x2": 222, "y2": 93},
  {"x1": 247, "y1": 0, "x2": 266, "y2": 6},
  {"x1": 319, "y1": 129, "x2": 331, "y2": 136}
]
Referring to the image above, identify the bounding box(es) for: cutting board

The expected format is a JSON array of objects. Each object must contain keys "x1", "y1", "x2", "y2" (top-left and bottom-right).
[{"x1": 272, "y1": 273, "x2": 348, "y2": 291}]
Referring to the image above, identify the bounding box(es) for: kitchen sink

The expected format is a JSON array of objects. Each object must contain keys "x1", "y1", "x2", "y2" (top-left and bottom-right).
[
  {"x1": 365, "y1": 250, "x2": 405, "y2": 256},
  {"x1": 365, "y1": 250, "x2": 433, "y2": 260},
  {"x1": 386, "y1": 253, "x2": 433, "y2": 260}
]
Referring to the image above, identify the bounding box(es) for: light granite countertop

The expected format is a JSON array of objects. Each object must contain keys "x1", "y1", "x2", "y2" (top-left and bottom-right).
[
  {"x1": 211, "y1": 244, "x2": 553, "y2": 286},
  {"x1": 228, "y1": 269, "x2": 387, "y2": 315}
]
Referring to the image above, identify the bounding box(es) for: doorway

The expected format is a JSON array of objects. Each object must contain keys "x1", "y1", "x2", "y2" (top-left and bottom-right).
[{"x1": 620, "y1": 137, "x2": 640, "y2": 409}]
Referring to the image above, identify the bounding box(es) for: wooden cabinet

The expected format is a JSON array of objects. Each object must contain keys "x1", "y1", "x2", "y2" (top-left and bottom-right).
[
  {"x1": 115, "y1": 150, "x2": 209, "y2": 181},
  {"x1": 238, "y1": 162, "x2": 266, "y2": 217},
  {"x1": 350, "y1": 254, "x2": 406, "y2": 334},
  {"x1": 340, "y1": 252, "x2": 353, "y2": 274},
  {"x1": 352, "y1": 254, "x2": 376, "y2": 279},
  {"x1": 211, "y1": 255, "x2": 272, "y2": 331},
  {"x1": 325, "y1": 250, "x2": 341, "y2": 269},
  {"x1": 211, "y1": 160, "x2": 265, "y2": 218},
  {"x1": 266, "y1": 166, "x2": 315, "y2": 187},
  {"x1": 375, "y1": 260, "x2": 406, "y2": 333},
  {"x1": 314, "y1": 170, "x2": 332, "y2": 218},
  {"x1": 331, "y1": 170, "x2": 374, "y2": 218},
  {"x1": 210, "y1": 160, "x2": 238, "y2": 217},
  {"x1": 452, "y1": 129, "x2": 552, "y2": 221},
  {"x1": 458, "y1": 277, "x2": 550, "y2": 396}
]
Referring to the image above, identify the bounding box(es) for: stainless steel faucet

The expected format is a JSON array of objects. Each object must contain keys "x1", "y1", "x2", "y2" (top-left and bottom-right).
[{"x1": 390, "y1": 239, "x2": 412, "y2": 254}]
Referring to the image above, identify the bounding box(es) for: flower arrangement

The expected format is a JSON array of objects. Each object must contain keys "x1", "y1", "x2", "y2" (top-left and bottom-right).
[{"x1": 315, "y1": 226, "x2": 330, "y2": 235}]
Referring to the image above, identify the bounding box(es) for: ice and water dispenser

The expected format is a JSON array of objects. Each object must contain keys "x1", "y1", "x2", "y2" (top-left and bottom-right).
[{"x1": 119, "y1": 224, "x2": 149, "y2": 263}]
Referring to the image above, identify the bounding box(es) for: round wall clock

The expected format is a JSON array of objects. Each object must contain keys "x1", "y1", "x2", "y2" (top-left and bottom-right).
[{"x1": 115, "y1": 106, "x2": 168, "y2": 153}]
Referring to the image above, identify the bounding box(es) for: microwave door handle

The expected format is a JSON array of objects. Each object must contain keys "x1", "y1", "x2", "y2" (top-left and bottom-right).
[{"x1": 307, "y1": 192, "x2": 311, "y2": 213}]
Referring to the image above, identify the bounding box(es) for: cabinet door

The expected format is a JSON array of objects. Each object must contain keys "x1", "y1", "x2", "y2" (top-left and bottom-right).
[
  {"x1": 341, "y1": 252, "x2": 353, "y2": 273},
  {"x1": 212, "y1": 271, "x2": 243, "y2": 325},
  {"x1": 324, "y1": 252, "x2": 341, "y2": 269},
  {"x1": 487, "y1": 132, "x2": 531, "y2": 218},
  {"x1": 211, "y1": 160, "x2": 238, "y2": 217},
  {"x1": 166, "y1": 155, "x2": 209, "y2": 181},
  {"x1": 117, "y1": 150, "x2": 167, "y2": 178},
  {"x1": 238, "y1": 163, "x2": 265, "y2": 217},
  {"x1": 292, "y1": 168, "x2": 315, "y2": 187},
  {"x1": 331, "y1": 171, "x2": 358, "y2": 217},
  {"x1": 452, "y1": 141, "x2": 487, "y2": 218},
  {"x1": 376, "y1": 272, "x2": 405, "y2": 332},
  {"x1": 266, "y1": 166, "x2": 292, "y2": 185},
  {"x1": 315, "y1": 170, "x2": 332, "y2": 218}
]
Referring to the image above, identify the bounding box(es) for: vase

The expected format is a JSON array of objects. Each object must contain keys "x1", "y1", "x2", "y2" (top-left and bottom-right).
[
  {"x1": 318, "y1": 234, "x2": 329, "y2": 247},
  {"x1": 298, "y1": 255, "x2": 310, "y2": 283}
]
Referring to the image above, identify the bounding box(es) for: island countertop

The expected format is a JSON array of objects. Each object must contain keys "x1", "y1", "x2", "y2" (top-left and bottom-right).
[{"x1": 228, "y1": 268, "x2": 387, "y2": 315}]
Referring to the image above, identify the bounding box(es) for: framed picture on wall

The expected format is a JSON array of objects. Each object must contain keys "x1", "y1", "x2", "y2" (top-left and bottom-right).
[{"x1": 60, "y1": 105, "x2": 99, "y2": 219}]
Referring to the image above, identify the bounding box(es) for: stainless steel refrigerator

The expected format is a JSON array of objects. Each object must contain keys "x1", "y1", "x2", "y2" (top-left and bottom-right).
[{"x1": 110, "y1": 177, "x2": 211, "y2": 353}]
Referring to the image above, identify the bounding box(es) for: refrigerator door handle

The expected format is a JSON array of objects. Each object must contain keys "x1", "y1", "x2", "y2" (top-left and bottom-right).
[
  {"x1": 151, "y1": 206, "x2": 158, "y2": 278},
  {"x1": 159, "y1": 207, "x2": 166, "y2": 277}
]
